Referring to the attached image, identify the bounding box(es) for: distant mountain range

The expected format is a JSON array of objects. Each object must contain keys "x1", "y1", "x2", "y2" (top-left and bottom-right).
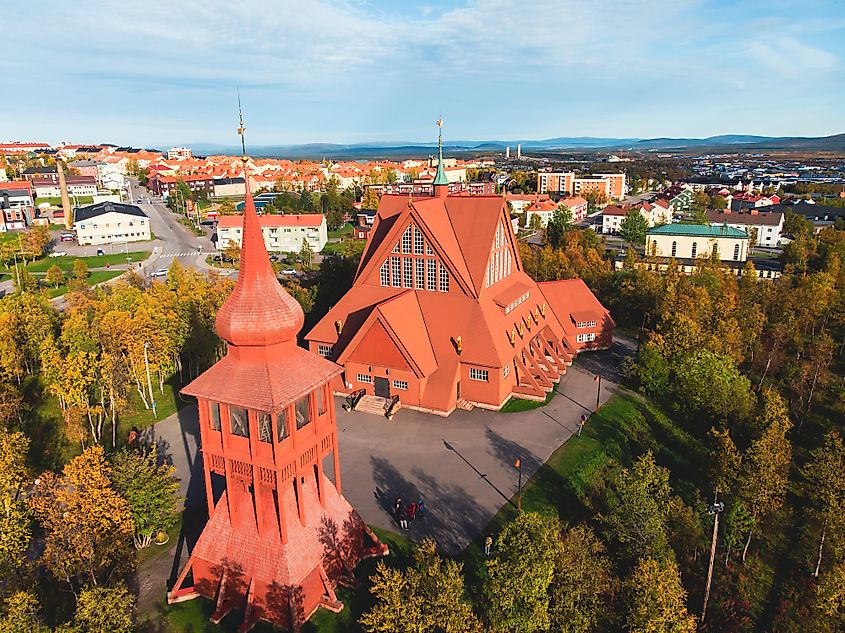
[{"x1": 179, "y1": 133, "x2": 845, "y2": 159}]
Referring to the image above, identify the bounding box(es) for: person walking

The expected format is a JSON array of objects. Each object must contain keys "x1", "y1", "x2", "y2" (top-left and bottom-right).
[
  {"x1": 399, "y1": 506, "x2": 410, "y2": 531},
  {"x1": 484, "y1": 535, "x2": 493, "y2": 556},
  {"x1": 416, "y1": 498, "x2": 426, "y2": 520},
  {"x1": 393, "y1": 498, "x2": 402, "y2": 524},
  {"x1": 408, "y1": 501, "x2": 418, "y2": 521}
]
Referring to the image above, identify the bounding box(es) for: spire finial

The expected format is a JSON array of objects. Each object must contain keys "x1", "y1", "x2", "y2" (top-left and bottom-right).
[
  {"x1": 433, "y1": 116, "x2": 448, "y2": 189},
  {"x1": 237, "y1": 89, "x2": 247, "y2": 162}
]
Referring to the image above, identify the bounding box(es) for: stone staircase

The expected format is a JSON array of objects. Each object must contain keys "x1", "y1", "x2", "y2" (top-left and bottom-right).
[
  {"x1": 456, "y1": 398, "x2": 475, "y2": 411},
  {"x1": 353, "y1": 395, "x2": 403, "y2": 418}
]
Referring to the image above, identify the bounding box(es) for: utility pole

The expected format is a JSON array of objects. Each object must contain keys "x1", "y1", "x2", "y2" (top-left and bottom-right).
[
  {"x1": 144, "y1": 342, "x2": 157, "y2": 418},
  {"x1": 701, "y1": 498, "x2": 725, "y2": 625}
]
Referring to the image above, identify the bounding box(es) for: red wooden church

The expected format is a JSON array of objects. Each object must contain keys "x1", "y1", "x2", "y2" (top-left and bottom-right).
[
  {"x1": 306, "y1": 122, "x2": 614, "y2": 415},
  {"x1": 167, "y1": 158, "x2": 386, "y2": 631}
]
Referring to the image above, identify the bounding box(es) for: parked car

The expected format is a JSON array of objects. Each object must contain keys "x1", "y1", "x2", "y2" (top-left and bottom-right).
[
  {"x1": 96, "y1": 248, "x2": 105, "y2": 256},
  {"x1": 48, "y1": 251, "x2": 67, "y2": 258},
  {"x1": 280, "y1": 268, "x2": 297, "y2": 275},
  {"x1": 150, "y1": 269, "x2": 169, "y2": 278},
  {"x1": 60, "y1": 233, "x2": 76, "y2": 242}
]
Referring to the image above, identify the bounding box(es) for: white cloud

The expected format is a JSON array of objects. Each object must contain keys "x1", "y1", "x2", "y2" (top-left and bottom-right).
[{"x1": 747, "y1": 36, "x2": 839, "y2": 75}]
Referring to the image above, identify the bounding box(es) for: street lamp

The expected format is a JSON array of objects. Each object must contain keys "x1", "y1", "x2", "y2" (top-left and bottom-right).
[
  {"x1": 514, "y1": 458, "x2": 523, "y2": 512},
  {"x1": 593, "y1": 374, "x2": 602, "y2": 412},
  {"x1": 143, "y1": 342, "x2": 157, "y2": 419}
]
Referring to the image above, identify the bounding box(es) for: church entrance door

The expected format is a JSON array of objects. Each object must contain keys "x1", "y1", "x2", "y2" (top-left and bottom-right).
[{"x1": 374, "y1": 377, "x2": 390, "y2": 398}]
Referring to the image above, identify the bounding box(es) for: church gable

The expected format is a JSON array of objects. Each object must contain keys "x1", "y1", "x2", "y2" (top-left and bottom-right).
[
  {"x1": 346, "y1": 319, "x2": 414, "y2": 373},
  {"x1": 364, "y1": 218, "x2": 454, "y2": 294},
  {"x1": 484, "y1": 217, "x2": 515, "y2": 289}
]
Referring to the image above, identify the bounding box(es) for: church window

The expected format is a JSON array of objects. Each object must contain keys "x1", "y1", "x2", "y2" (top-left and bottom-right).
[
  {"x1": 402, "y1": 226, "x2": 412, "y2": 253},
  {"x1": 503, "y1": 364, "x2": 510, "y2": 378},
  {"x1": 276, "y1": 411, "x2": 289, "y2": 442},
  {"x1": 426, "y1": 243, "x2": 434, "y2": 256},
  {"x1": 392, "y1": 240, "x2": 400, "y2": 253},
  {"x1": 427, "y1": 259, "x2": 437, "y2": 291},
  {"x1": 414, "y1": 227, "x2": 424, "y2": 254},
  {"x1": 733, "y1": 243, "x2": 740, "y2": 260},
  {"x1": 671, "y1": 241, "x2": 677, "y2": 257},
  {"x1": 391, "y1": 257, "x2": 401, "y2": 287},
  {"x1": 209, "y1": 401, "x2": 221, "y2": 432},
  {"x1": 469, "y1": 367, "x2": 489, "y2": 382},
  {"x1": 415, "y1": 259, "x2": 425, "y2": 289},
  {"x1": 392, "y1": 379, "x2": 408, "y2": 390},
  {"x1": 403, "y1": 258, "x2": 412, "y2": 288},
  {"x1": 258, "y1": 412, "x2": 272, "y2": 443},
  {"x1": 295, "y1": 395, "x2": 311, "y2": 430},
  {"x1": 230, "y1": 406, "x2": 249, "y2": 438},
  {"x1": 357, "y1": 373, "x2": 373, "y2": 384},
  {"x1": 691, "y1": 242, "x2": 698, "y2": 258},
  {"x1": 439, "y1": 263, "x2": 449, "y2": 292},
  {"x1": 379, "y1": 260, "x2": 389, "y2": 286}
]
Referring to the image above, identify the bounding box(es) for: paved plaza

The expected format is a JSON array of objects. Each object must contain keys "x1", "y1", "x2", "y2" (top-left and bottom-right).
[{"x1": 135, "y1": 337, "x2": 632, "y2": 611}]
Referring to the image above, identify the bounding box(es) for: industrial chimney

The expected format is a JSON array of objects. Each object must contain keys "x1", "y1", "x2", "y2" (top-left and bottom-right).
[
  {"x1": 505, "y1": 146, "x2": 510, "y2": 159},
  {"x1": 517, "y1": 144, "x2": 522, "y2": 159},
  {"x1": 57, "y1": 160, "x2": 73, "y2": 229}
]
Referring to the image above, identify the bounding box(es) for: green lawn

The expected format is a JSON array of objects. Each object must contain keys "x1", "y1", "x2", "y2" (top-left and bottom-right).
[
  {"x1": 39, "y1": 269, "x2": 123, "y2": 297},
  {"x1": 35, "y1": 195, "x2": 94, "y2": 206},
  {"x1": 461, "y1": 391, "x2": 707, "y2": 584},
  {"x1": 28, "y1": 250, "x2": 149, "y2": 273},
  {"x1": 499, "y1": 386, "x2": 558, "y2": 412},
  {"x1": 0, "y1": 231, "x2": 25, "y2": 244},
  {"x1": 327, "y1": 223, "x2": 354, "y2": 239},
  {"x1": 321, "y1": 241, "x2": 347, "y2": 255}
]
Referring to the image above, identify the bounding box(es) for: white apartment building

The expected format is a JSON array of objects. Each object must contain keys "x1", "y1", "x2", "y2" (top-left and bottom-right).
[
  {"x1": 217, "y1": 214, "x2": 328, "y2": 253},
  {"x1": 73, "y1": 202, "x2": 151, "y2": 245},
  {"x1": 167, "y1": 146, "x2": 193, "y2": 160},
  {"x1": 706, "y1": 209, "x2": 784, "y2": 246}
]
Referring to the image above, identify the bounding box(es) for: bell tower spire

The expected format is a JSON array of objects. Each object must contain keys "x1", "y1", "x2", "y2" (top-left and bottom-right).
[{"x1": 433, "y1": 116, "x2": 449, "y2": 198}]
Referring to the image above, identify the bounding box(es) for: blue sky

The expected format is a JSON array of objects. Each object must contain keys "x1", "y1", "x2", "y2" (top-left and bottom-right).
[{"x1": 4, "y1": 0, "x2": 844, "y2": 147}]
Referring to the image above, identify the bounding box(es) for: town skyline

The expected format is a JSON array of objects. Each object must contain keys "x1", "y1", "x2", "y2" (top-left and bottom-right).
[{"x1": 6, "y1": 0, "x2": 844, "y2": 146}]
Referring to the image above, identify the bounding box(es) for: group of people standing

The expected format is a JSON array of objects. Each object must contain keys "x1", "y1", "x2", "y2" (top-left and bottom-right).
[{"x1": 393, "y1": 497, "x2": 425, "y2": 530}]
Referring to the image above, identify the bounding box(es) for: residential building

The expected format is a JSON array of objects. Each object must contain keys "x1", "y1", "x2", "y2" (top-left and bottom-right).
[
  {"x1": 149, "y1": 174, "x2": 214, "y2": 198},
  {"x1": 305, "y1": 135, "x2": 613, "y2": 416},
  {"x1": 538, "y1": 171, "x2": 626, "y2": 200},
  {"x1": 212, "y1": 176, "x2": 246, "y2": 197},
  {"x1": 0, "y1": 142, "x2": 51, "y2": 155},
  {"x1": 705, "y1": 209, "x2": 784, "y2": 246},
  {"x1": 647, "y1": 223, "x2": 750, "y2": 263},
  {"x1": 600, "y1": 200, "x2": 672, "y2": 234},
  {"x1": 167, "y1": 146, "x2": 193, "y2": 160},
  {"x1": 217, "y1": 214, "x2": 328, "y2": 253},
  {"x1": 523, "y1": 198, "x2": 559, "y2": 228},
  {"x1": 561, "y1": 196, "x2": 589, "y2": 222},
  {"x1": 73, "y1": 201, "x2": 151, "y2": 245},
  {"x1": 0, "y1": 185, "x2": 33, "y2": 231},
  {"x1": 22, "y1": 166, "x2": 57, "y2": 182},
  {"x1": 32, "y1": 176, "x2": 97, "y2": 198},
  {"x1": 68, "y1": 159, "x2": 99, "y2": 179},
  {"x1": 504, "y1": 193, "x2": 551, "y2": 214}
]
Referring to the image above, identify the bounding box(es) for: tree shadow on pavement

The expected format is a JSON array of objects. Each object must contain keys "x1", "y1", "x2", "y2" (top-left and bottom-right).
[{"x1": 370, "y1": 455, "x2": 489, "y2": 556}]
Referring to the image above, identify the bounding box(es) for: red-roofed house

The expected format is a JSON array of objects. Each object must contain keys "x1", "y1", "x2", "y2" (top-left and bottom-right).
[
  {"x1": 217, "y1": 213, "x2": 328, "y2": 253},
  {"x1": 305, "y1": 173, "x2": 614, "y2": 416},
  {"x1": 560, "y1": 196, "x2": 589, "y2": 221}
]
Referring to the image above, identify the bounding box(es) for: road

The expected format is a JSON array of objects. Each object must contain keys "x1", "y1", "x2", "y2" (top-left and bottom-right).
[{"x1": 127, "y1": 178, "x2": 216, "y2": 273}]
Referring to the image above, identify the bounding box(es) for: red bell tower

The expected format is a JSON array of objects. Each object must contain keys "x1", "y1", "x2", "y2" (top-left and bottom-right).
[{"x1": 167, "y1": 148, "x2": 386, "y2": 630}]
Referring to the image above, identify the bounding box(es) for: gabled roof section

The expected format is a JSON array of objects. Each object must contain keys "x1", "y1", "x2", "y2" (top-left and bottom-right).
[{"x1": 337, "y1": 291, "x2": 437, "y2": 377}]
